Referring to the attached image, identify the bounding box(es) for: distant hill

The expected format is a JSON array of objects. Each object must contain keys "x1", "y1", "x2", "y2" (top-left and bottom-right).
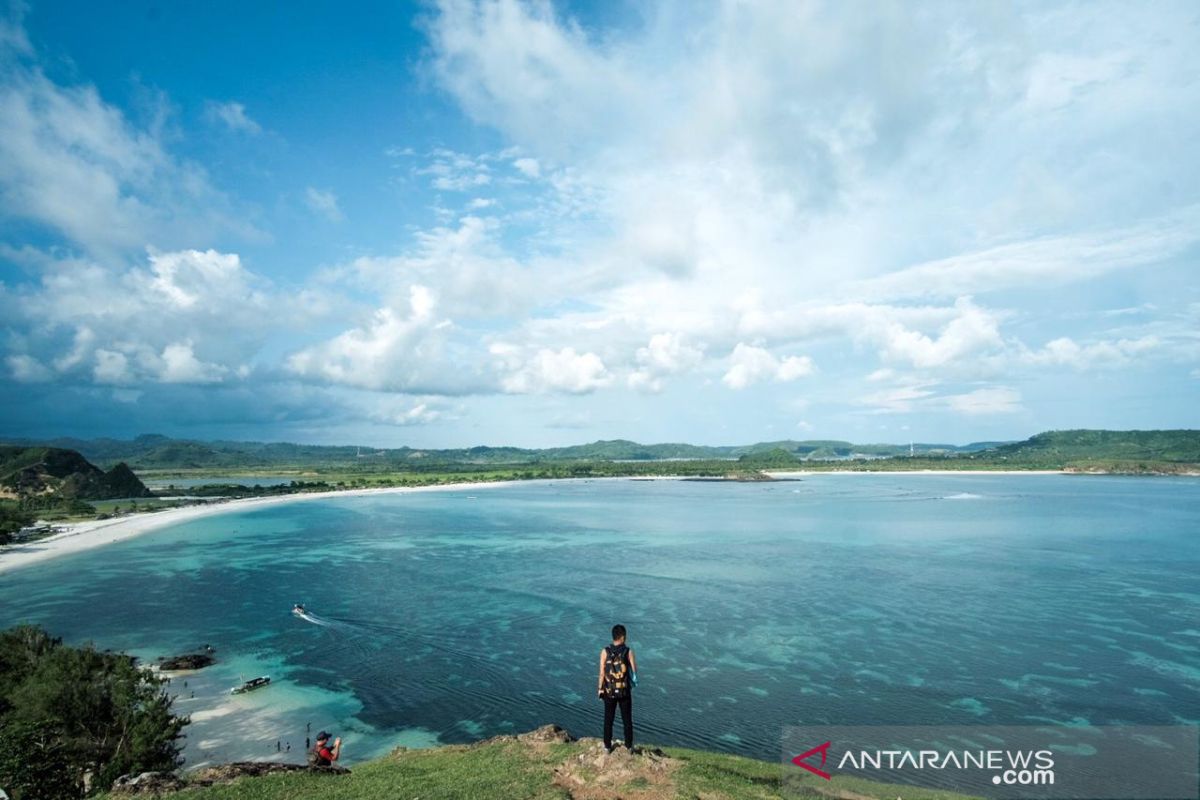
[
  {"x1": 986, "y1": 429, "x2": 1200, "y2": 467},
  {"x1": 0, "y1": 446, "x2": 153, "y2": 500},
  {"x1": 0, "y1": 433, "x2": 999, "y2": 470},
  {"x1": 2, "y1": 430, "x2": 1196, "y2": 474}
]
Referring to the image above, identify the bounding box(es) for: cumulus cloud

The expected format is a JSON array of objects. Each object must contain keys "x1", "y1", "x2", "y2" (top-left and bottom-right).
[
  {"x1": 414, "y1": 0, "x2": 1198, "y2": 393},
  {"x1": 367, "y1": 397, "x2": 448, "y2": 426},
  {"x1": 285, "y1": 285, "x2": 479, "y2": 393},
  {"x1": 628, "y1": 332, "x2": 704, "y2": 392},
  {"x1": 1019, "y1": 335, "x2": 1159, "y2": 370},
  {"x1": 492, "y1": 344, "x2": 611, "y2": 394},
  {"x1": 876, "y1": 299, "x2": 1005, "y2": 369},
  {"x1": 3, "y1": 248, "x2": 278, "y2": 386},
  {"x1": 722, "y1": 344, "x2": 814, "y2": 390},
  {"x1": 3, "y1": 1, "x2": 1197, "y2": 442},
  {"x1": 204, "y1": 100, "x2": 262, "y2": 134}
]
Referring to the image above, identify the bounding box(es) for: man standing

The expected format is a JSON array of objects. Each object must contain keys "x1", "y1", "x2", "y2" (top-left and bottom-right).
[
  {"x1": 311, "y1": 731, "x2": 342, "y2": 766},
  {"x1": 597, "y1": 624, "x2": 638, "y2": 752}
]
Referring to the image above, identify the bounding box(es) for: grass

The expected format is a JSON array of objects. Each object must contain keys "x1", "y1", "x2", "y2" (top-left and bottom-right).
[{"x1": 100, "y1": 736, "x2": 982, "y2": 800}]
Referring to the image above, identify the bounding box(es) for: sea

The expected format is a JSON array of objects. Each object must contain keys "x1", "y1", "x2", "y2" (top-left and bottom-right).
[{"x1": 0, "y1": 474, "x2": 1196, "y2": 769}]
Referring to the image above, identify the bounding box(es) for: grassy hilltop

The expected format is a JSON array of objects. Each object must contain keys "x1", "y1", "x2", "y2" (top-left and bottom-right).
[{"x1": 101, "y1": 725, "x2": 974, "y2": 800}]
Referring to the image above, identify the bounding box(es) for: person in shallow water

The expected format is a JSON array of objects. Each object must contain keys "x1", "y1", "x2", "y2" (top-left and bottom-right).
[
  {"x1": 597, "y1": 623, "x2": 638, "y2": 752},
  {"x1": 310, "y1": 731, "x2": 342, "y2": 766}
]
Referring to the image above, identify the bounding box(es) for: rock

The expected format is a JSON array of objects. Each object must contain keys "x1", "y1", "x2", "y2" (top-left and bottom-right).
[
  {"x1": 190, "y1": 762, "x2": 349, "y2": 782},
  {"x1": 110, "y1": 771, "x2": 186, "y2": 796},
  {"x1": 517, "y1": 724, "x2": 575, "y2": 744},
  {"x1": 158, "y1": 652, "x2": 215, "y2": 670},
  {"x1": 552, "y1": 737, "x2": 679, "y2": 798}
]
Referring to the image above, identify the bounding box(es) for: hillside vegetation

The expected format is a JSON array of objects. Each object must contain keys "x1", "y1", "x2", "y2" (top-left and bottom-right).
[
  {"x1": 990, "y1": 429, "x2": 1200, "y2": 469},
  {"x1": 0, "y1": 446, "x2": 154, "y2": 540},
  {"x1": 1, "y1": 433, "x2": 995, "y2": 471},
  {"x1": 0, "y1": 446, "x2": 152, "y2": 499}
]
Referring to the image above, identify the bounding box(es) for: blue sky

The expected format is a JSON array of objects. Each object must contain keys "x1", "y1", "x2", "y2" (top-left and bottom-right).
[{"x1": 0, "y1": 0, "x2": 1197, "y2": 448}]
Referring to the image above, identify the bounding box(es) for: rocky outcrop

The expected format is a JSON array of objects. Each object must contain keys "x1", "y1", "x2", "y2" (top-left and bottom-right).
[
  {"x1": 552, "y1": 738, "x2": 677, "y2": 800},
  {"x1": 190, "y1": 762, "x2": 350, "y2": 781},
  {"x1": 158, "y1": 652, "x2": 215, "y2": 670},
  {"x1": 0, "y1": 446, "x2": 153, "y2": 500},
  {"x1": 110, "y1": 771, "x2": 186, "y2": 797},
  {"x1": 473, "y1": 723, "x2": 575, "y2": 749},
  {"x1": 111, "y1": 762, "x2": 349, "y2": 796}
]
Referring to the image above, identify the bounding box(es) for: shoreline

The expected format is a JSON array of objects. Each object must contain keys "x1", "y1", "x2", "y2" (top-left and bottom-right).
[
  {"x1": 3, "y1": 467, "x2": 1182, "y2": 575},
  {"x1": 0, "y1": 479, "x2": 518, "y2": 575}
]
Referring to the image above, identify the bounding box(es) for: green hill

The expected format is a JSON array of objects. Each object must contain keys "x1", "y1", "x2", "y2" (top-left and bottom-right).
[
  {"x1": 0, "y1": 434, "x2": 1000, "y2": 471},
  {"x1": 0, "y1": 446, "x2": 152, "y2": 500},
  {"x1": 2, "y1": 430, "x2": 1197, "y2": 476},
  {"x1": 982, "y1": 429, "x2": 1200, "y2": 471},
  {"x1": 991, "y1": 429, "x2": 1200, "y2": 462},
  {"x1": 100, "y1": 725, "x2": 974, "y2": 800}
]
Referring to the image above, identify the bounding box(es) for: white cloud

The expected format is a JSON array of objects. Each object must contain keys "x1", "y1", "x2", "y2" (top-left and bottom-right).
[
  {"x1": 628, "y1": 332, "x2": 703, "y2": 392},
  {"x1": 369, "y1": 398, "x2": 446, "y2": 426},
  {"x1": 512, "y1": 157, "x2": 540, "y2": 178},
  {"x1": 493, "y1": 344, "x2": 611, "y2": 394},
  {"x1": 5, "y1": 354, "x2": 50, "y2": 382},
  {"x1": 305, "y1": 186, "x2": 344, "y2": 222},
  {"x1": 1019, "y1": 335, "x2": 1159, "y2": 370},
  {"x1": 204, "y1": 100, "x2": 262, "y2": 134},
  {"x1": 859, "y1": 382, "x2": 937, "y2": 414},
  {"x1": 93, "y1": 349, "x2": 131, "y2": 384},
  {"x1": 722, "y1": 344, "x2": 814, "y2": 390},
  {"x1": 877, "y1": 298, "x2": 1004, "y2": 369},
  {"x1": 944, "y1": 387, "x2": 1023, "y2": 416},
  {"x1": 160, "y1": 340, "x2": 227, "y2": 383},
  {"x1": 3, "y1": 249, "x2": 281, "y2": 386},
  {"x1": 286, "y1": 285, "x2": 470, "y2": 393},
  {"x1": 852, "y1": 207, "x2": 1200, "y2": 301},
  {"x1": 417, "y1": 148, "x2": 493, "y2": 191},
  {"x1": 0, "y1": 59, "x2": 258, "y2": 256}
]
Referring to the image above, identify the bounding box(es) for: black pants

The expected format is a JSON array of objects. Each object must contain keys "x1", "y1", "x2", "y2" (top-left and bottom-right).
[{"x1": 603, "y1": 694, "x2": 633, "y2": 749}]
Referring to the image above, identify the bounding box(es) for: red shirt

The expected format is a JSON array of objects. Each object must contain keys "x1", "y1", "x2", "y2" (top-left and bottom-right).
[{"x1": 316, "y1": 745, "x2": 335, "y2": 762}]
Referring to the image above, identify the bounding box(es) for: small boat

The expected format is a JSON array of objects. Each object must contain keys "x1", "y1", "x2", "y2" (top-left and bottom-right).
[
  {"x1": 230, "y1": 676, "x2": 271, "y2": 695},
  {"x1": 292, "y1": 603, "x2": 306, "y2": 616}
]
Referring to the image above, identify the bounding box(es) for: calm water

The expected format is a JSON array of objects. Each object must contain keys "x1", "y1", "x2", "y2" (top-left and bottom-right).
[{"x1": 0, "y1": 475, "x2": 1197, "y2": 767}]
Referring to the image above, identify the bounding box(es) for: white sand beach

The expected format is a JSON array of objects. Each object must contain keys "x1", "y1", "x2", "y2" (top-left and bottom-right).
[{"x1": 0, "y1": 481, "x2": 512, "y2": 575}]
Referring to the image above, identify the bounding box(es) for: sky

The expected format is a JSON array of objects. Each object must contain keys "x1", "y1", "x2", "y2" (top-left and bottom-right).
[{"x1": 0, "y1": 0, "x2": 1197, "y2": 448}]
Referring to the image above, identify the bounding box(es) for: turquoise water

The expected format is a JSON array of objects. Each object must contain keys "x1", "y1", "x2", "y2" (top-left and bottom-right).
[{"x1": 0, "y1": 475, "x2": 1197, "y2": 766}]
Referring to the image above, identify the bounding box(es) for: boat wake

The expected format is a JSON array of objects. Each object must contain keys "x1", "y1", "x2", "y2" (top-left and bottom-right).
[
  {"x1": 941, "y1": 492, "x2": 984, "y2": 500},
  {"x1": 293, "y1": 609, "x2": 335, "y2": 627}
]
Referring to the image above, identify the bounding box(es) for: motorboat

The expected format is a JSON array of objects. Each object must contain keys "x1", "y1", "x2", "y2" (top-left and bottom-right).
[
  {"x1": 230, "y1": 675, "x2": 271, "y2": 695},
  {"x1": 292, "y1": 603, "x2": 306, "y2": 616}
]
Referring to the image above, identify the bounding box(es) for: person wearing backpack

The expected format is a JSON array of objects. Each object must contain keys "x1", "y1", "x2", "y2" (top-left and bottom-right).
[
  {"x1": 308, "y1": 731, "x2": 341, "y2": 767},
  {"x1": 597, "y1": 623, "x2": 638, "y2": 752}
]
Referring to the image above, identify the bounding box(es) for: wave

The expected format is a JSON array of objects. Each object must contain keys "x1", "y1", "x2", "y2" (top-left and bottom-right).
[{"x1": 941, "y1": 492, "x2": 984, "y2": 500}]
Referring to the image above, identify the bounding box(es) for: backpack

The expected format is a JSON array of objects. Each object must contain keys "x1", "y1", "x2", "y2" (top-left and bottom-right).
[
  {"x1": 308, "y1": 746, "x2": 331, "y2": 767},
  {"x1": 602, "y1": 644, "x2": 631, "y2": 699}
]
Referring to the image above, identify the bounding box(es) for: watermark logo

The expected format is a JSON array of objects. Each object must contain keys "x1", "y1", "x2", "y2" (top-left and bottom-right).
[
  {"x1": 782, "y1": 725, "x2": 1198, "y2": 799},
  {"x1": 790, "y1": 740, "x2": 832, "y2": 780}
]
